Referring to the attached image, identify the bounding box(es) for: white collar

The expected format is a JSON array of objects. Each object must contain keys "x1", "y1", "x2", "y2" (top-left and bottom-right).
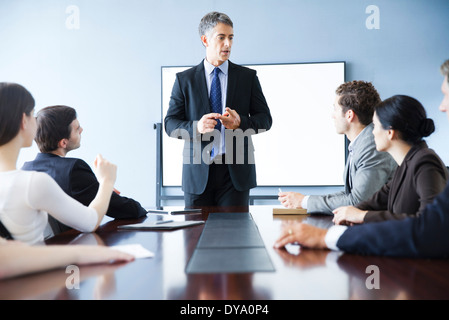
[{"x1": 204, "y1": 59, "x2": 229, "y2": 76}]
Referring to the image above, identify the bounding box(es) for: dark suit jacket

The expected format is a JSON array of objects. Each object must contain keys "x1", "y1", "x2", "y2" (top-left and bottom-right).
[
  {"x1": 336, "y1": 179, "x2": 449, "y2": 258},
  {"x1": 357, "y1": 141, "x2": 448, "y2": 222},
  {"x1": 22, "y1": 153, "x2": 147, "y2": 234},
  {"x1": 164, "y1": 60, "x2": 272, "y2": 194}
]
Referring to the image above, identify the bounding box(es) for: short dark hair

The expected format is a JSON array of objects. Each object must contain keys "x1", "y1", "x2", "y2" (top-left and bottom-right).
[
  {"x1": 335, "y1": 81, "x2": 381, "y2": 126},
  {"x1": 0, "y1": 83, "x2": 35, "y2": 146},
  {"x1": 375, "y1": 95, "x2": 435, "y2": 145},
  {"x1": 198, "y1": 11, "x2": 233, "y2": 37},
  {"x1": 34, "y1": 105, "x2": 77, "y2": 153}
]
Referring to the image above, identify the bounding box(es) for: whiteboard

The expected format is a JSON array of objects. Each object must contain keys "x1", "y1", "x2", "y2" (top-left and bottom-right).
[{"x1": 161, "y1": 62, "x2": 346, "y2": 186}]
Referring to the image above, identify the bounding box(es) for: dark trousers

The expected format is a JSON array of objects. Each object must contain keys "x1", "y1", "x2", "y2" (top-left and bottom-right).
[{"x1": 184, "y1": 159, "x2": 250, "y2": 207}]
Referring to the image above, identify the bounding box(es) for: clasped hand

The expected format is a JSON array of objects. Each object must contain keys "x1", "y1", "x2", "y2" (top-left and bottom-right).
[
  {"x1": 332, "y1": 206, "x2": 367, "y2": 226},
  {"x1": 197, "y1": 107, "x2": 241, "y2": 134}
]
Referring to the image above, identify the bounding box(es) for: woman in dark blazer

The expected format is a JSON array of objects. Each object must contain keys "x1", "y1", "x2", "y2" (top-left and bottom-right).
[{"x1": 333, "y1": 95, "x2": 449, "y2": 225}]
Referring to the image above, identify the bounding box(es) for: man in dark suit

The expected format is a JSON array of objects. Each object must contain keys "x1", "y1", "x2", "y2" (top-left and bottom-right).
[
  {"x1": 22, "y1": 105, "x2": 147, "y2": 234},
  {"x1": 164, "y1": 12, "x2": 272, "y2": 207},
  {"x1": 274, "y1": 59, "x2": 449, "y2": 258}
]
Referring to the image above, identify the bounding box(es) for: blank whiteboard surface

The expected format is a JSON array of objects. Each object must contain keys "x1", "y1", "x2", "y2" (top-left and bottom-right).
[{"x1": 161, "y1": 62, "x2": 346, "y2": 186}]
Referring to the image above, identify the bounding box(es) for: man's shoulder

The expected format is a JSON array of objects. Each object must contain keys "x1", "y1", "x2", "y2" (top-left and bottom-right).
[
  {"x1": 229, "y1": 61, "x2": 256, "y2": 75},
  {"x1": 65, "y1": 157, "x2": 93, "y2": 170},
  {"x1": 176, "y1": 62, "x2": 203, "y2": 78},
  {"x1": 37, "y1": 154, "x2": 91, "y2": 171},
  {"x1": 22, "y1": 153, "x2": 77, "y2": 170},
  {"x1": 176, "y1": 61, "x2": 256, "y2": 77},
  {"x1": 49, "y1": 155, "x2": 87, "y2": 168},
  {"x1": 408, "y1": 143, "x2": 446, "y2": 169}
]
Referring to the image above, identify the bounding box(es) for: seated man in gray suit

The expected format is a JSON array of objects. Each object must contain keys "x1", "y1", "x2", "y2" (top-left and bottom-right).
[
  {"x1": 22, "y1": 105, "x2": 147, "y2": 234},
  {"x1": 278, "y1": 81, "x2": 397, "y2": 214}
]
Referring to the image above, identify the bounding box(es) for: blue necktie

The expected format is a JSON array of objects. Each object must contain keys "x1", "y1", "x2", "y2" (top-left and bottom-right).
[
  {"x1": 210, "y1": 67, "x2": 222, "y2": 158},
  {"x1": 210, "y1": 67, "x2": 222, "y2": 131}
]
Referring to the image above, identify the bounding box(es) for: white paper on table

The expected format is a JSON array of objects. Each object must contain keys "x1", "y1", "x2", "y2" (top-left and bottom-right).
[{"x1": 111, "y1": 244, "x2": 154, "y2": 259}]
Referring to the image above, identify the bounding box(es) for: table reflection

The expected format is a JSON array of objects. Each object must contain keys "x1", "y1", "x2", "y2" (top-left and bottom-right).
[{"x1": 0, "y1": 261, "x2": 128, "y2": 300}]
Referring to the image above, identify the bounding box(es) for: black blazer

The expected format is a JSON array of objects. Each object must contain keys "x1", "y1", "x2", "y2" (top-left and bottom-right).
[
  {"x1": 357, "y1": 141, "x2": 449, "y2": 222},
  {"x1": 336, "y1": 179, "x2": 449, "y2": 258},
  {"x1": 164, "y1": 60, "x2": 272, "y2": 194},
  {"x1": 22, "y1": 153, "x2": 147, "y2": 234}
]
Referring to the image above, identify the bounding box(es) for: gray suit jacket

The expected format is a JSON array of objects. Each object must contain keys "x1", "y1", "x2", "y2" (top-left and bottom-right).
[{"x1": 307, "y1": 123, "x2": 397, "y2": 214}]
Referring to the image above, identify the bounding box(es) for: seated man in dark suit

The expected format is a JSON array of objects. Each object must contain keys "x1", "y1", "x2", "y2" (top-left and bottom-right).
[{"x1": 22, "y1": 105, "x2": 147, "y2": 234}]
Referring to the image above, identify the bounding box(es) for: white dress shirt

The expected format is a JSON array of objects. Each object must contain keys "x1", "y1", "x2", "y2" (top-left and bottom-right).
[{"x1": 204, "y1": 59, "x2": 228, "y2": 156}]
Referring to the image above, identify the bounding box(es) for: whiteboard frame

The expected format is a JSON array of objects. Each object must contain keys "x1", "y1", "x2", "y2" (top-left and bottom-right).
[{"x1": 161, "y1": 61, "x2": 346, "y2": 187}]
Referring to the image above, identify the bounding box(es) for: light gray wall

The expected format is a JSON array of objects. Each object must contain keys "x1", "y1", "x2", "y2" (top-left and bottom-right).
[{"x1": 1, "y1": 0, "x2": 448, "y2": 208}]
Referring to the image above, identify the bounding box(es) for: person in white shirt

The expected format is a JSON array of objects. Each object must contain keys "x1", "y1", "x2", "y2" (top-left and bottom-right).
[{"x1": 0, "y1": 82, "x2": 117, "y2": 244}]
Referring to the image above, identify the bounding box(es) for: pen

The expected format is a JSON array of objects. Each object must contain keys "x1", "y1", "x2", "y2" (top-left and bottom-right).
[
  {"x1": 156, "y1": 220, "x2": 174, "y2": 224},
  {"x1": 278, "y1": 188, "x2": 283, "y2": 193}
]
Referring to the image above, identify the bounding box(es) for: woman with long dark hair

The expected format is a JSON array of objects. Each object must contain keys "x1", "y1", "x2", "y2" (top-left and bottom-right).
[
  {"x1": 0, "y1": 83, "x2": 118, "y2": 243},
  {"x1": 0, "y1": 82, "x2": 134, "y2": 279}
]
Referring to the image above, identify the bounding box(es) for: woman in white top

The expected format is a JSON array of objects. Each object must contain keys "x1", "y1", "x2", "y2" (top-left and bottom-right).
[{"x1": 0, "y1": 82, "x2": 118, "y2": 244}]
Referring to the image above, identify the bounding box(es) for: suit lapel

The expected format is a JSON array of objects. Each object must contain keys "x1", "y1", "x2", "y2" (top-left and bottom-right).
[
  {"x1": 389, "y1": 143, "x2": 423, "y2": 208},
  {"x1": 344, "y1": 126, "x2": 365, "y2": 194},
  {"x1": 226, "y1": 61, "x2": 238, "y2": 108},
  {"x1": 196, "y1": 60, "x2": 237, "y2": 113},
  {"x1": 343, "y1": 163, "x2": 350, "y2": 194},
  {"x1": 194, "y1": 61, "x2": 210, "y2": 115},
  {"x1": 389, "y1": 160, "x2": 407, "y2": 209},
  {"x1": 344, "y1": 124, "x2": 372, "y2": 194}
]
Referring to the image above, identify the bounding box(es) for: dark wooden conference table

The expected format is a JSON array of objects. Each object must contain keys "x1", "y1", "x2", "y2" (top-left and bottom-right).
[{"x1": 2, "y1": 205, "x2": 449, "y2": 300}]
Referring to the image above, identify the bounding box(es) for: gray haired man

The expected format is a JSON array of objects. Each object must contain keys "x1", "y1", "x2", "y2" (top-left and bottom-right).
[{"x1": 164, "y1": 12, "x2": 272, "y2": 207}]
